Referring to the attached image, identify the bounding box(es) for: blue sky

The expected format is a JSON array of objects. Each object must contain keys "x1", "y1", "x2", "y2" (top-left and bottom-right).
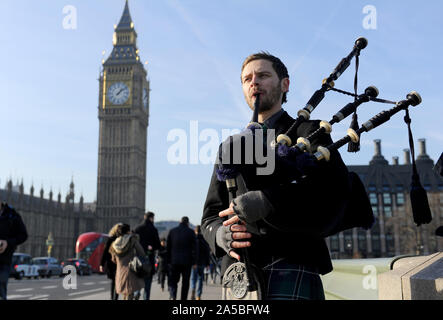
[{"x1": 1, "y1": 0, "x2": 442, "y2": 226}]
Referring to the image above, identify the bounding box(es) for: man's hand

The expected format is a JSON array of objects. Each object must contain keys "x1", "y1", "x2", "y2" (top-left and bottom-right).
[
  {"x1": 0, "y1": 240, "x2": 8, "y2": 254},
  {"x1": 99, "y1": 265, "x2": 104, "y2": 273},
  {"x1": 218, "y1": 203, "x2": 252, "y2": 261}
]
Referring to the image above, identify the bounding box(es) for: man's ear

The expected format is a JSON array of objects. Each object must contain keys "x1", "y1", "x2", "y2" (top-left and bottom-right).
[{"x1": 281, "y1": 78, "x2": 290, "y2": 93}]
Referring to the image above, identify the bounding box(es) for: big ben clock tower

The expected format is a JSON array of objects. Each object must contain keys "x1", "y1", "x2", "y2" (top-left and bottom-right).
[{"x1": 96, "y1": 0, "x2": 150, "y2": 232}]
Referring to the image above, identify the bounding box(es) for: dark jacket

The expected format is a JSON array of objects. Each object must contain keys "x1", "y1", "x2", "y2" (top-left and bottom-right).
[
  {"x1": 201, "y1": 111, "x2": 352, "y2": 275},
  {"x1": 195, "y1": 233, "x2": 210, "y2": 266},
  {"x1": 0, "y1": 204, "x2": 28, "y2": 265},
  {"x1": 134, "y1": 219, "x2": 161, "y2": 268},
  {"x1": 167, "y1": 223, "x2": 196, "y2": 266},
  {"x1": 100, "y1": 236, "x2": 117, "y2": 279},
  {"x1": 157, "y1": 244, "x2": 168, "y2": 272}
]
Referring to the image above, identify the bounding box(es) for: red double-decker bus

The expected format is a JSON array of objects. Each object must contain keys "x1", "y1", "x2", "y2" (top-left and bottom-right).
[{"x1": 75, "y1": 232, "x2": 109, "y2": 273}]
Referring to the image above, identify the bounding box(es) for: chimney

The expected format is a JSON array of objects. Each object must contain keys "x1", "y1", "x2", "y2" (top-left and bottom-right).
[
  {"x1": 374, "y1": 139, "x2": 382, "y2": 156},
  {"x1": 416, "y1": 138, "x2": 433, "y2": 163},
  {"x1": 404, "y1": 149, "x2": 411, "y2": 164},
  {"x1": 369, "y1": 139, "x2": 388, "y2": 165},
  {"x1": 418, "y1": 139, "x2": 427, "y2": 156},
  {"x1": 392, "y1": 157, "x2": 399, "y2": 165}
]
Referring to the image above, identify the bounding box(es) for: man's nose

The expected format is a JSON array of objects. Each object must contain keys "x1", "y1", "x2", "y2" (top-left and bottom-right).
[{"x1": 250, "y1": 74, "x2": 260, "y2": 87}]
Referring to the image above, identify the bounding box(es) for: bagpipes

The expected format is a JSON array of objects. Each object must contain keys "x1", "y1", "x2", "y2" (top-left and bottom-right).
[{"x1": 217, "y1": 37, "x2": 433, "y2": 300}]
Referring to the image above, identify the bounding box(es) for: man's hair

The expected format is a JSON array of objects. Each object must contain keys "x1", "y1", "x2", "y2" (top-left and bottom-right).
[
  {"x1": 195, "y1": 225, "x2": 201, "y2": 234},
  {"x1": 241, "y1": 51, "x2": 289, "y2": 104},
  {"x1": 181, "y1": 216, "x2": 189, "y2": 224},
  {"x1": 144, "y1": 211, "x2": 155, "y2": 220}
]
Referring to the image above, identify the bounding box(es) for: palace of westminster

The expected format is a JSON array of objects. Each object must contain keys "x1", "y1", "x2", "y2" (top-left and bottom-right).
[{"x1": 2, "y1": 1, "x2": 442, "y2": 261}]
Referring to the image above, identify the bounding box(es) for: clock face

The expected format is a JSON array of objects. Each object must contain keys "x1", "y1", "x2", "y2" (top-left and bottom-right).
[
  {"x1": 142, "y1": 88, "x2": 148, "y2": 110},
  {"x1": 107, "y1": 82, "x2": 130, "y2": 105}
]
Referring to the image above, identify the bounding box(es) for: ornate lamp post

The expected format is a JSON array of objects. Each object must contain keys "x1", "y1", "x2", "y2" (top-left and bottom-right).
[{"x1": 46, "y1": 232, "x2": 54, "y2": 257}]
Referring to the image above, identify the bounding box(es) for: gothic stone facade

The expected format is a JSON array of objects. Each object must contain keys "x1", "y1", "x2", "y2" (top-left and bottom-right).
[
  {"x1": 1, "y1": 181, "x2": 95, "y2": 261},
  {"x1": 327, "y1": 139, "x2": 443, "y2": 259}
]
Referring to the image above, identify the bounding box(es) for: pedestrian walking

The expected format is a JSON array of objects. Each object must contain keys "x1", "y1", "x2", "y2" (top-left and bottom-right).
[
  {"x1": 134, "y1": 211, "x2": 161, "y2": 300},
  {"x1": 0, "y1": 202, "x2": 28, "y2": 300},
  {"x1": 190, "y1": 225, "x2": 210, "y2": 300},
  {"x1": 166, "y1": 216, "x2": 196, "y2": 300},
  {"x1": 109, "y1": 223, "x2": 145, "y2": 300},
  {"x1": 100, "y1": 223, "x2": 121, "y2": 300},
  {"x1": 208, "y1": 254, "x2": 219, "y2": 284},
  {"x1": 204, "y1": 265, "x2": 210, "y2": 284},
  {"x1": 156, "y1": 238, "x2": 168, "y2": 292}
]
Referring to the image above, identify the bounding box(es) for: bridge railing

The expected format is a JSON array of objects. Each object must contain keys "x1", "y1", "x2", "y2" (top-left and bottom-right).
[{"x1": 320, "y1": 255, "x2": 415, "y2": 300}]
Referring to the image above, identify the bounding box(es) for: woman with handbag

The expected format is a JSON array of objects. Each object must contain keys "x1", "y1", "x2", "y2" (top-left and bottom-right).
[{"x1": 109, "y1": 223, "x2": 145, "y2": 300}]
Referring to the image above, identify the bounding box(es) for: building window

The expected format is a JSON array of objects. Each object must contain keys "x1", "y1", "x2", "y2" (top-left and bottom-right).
[
  {"x1": 383, "y1": 193, "x2": 392, "y2": 205},
  {"x1": 372, "y1": 234, "x2": 381, "y2": 257},
  {"x1": 384, "y1": 206, "x2": 392, "y2": 218},
  {"x1": 369, "y1": 193, "x2": 377, "y2": 205},
  {"x1": 372, "y1": 206, "x2": 378, "y2": 217},
  {"x1": 368, "y1": 185, "x2": 376, "y2": 192},
  {"x1": 397, "y1": 192, "x2": 405, "y2": 205},
  {"x1": 330, "y1": 235, "x2": 339, "y2": 251},
  {"x1": 386, "y1": 232, "x2": 395, "y2": 257},
  {"x1": 344, "y1": 231, "x2": 353, "y2": 254},
  {"x1": 358, "y1": 231, "x2": 367, "y2": 257}
]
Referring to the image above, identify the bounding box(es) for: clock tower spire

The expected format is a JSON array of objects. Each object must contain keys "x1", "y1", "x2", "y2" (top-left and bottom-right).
[
  {"x1": 97, "y1": 0, "x2": 150, "y2": 232},
  {"x1": 104, "y1": 0, "x2": 141, "y2": 66}
]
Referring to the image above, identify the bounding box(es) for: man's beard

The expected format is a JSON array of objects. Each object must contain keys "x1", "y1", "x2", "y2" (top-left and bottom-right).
[{"x1": 248, "y1": 82, "x2": 282, "y2": 113}]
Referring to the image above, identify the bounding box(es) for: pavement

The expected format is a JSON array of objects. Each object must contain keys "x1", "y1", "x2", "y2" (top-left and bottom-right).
[
  {"x1": 80, "y1": 279, "x2": 222, "y2": 300},
  {"x1": 7, "y1": 273, "x2": 223, "y2": 300},
  {"x1": 84, "y1": 274, "x2": 223, "y2": 300}
]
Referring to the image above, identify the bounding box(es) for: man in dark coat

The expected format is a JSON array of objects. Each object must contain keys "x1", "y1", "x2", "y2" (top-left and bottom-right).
[
  {"x1": 202, "y1": 53, "x2": 352, "y2": 300},
  {"x1": 0, "y1": 202, "x2": 28, "y2": 300},
  {"x1": 134, "y1": 211, "x2": 161, "y2": 300},
  {"x1": 190, "y1": 225, "x2": 210, "y2": 300},
  {"x1": 156, "y1": 238, "x2": 168, "y2": 291},
  {"x1": 166, "y1": 216, "x2": 196, "y2": 300}
]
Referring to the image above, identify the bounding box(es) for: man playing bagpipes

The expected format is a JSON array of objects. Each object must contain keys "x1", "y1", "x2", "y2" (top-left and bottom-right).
[{"x1": 201, "y1": 52, "x2": 369, "y2": 300}]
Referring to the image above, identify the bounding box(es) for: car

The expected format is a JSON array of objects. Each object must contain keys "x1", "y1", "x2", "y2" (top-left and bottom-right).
[
  {"x1": 32, "y1": 257, "x2": 63, "y2": 278},
  {"x1": 9, "y1": 253, "x2": 40, "y2": 280},
  {"x1": 61, "y1": 258, "x2": 92, "y2": 276}
]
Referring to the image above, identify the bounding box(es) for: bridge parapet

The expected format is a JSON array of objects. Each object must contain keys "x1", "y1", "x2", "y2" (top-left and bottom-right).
[
  {"x1": 321, "y1": 255, "x2": 414, "y2": 300},
  {"x1": 378, "y1": 252, "x2": 443, "y2": 300}
]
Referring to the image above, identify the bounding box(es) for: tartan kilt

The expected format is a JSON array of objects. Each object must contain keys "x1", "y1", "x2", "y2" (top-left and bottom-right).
[{"x1": 262, "y1": 259, "x2": 325, "y2": 300}]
